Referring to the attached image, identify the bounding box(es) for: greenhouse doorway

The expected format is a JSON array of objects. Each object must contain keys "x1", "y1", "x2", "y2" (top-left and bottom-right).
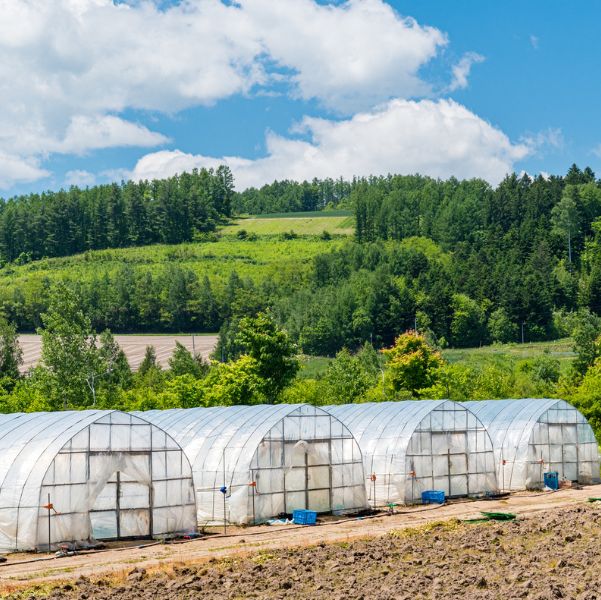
[
  {"x1": 282, "y1": 440, "x2": 332, "y2": 514},
  {"x1": 431, "y1": 432, "x2": 469, "y2": 499},
  {"x1": 529, "y1": 421, "x2": 580, "y2": 485},
  {"x1": 90, "y1": 460, "x2": 153, "y2": 541}
]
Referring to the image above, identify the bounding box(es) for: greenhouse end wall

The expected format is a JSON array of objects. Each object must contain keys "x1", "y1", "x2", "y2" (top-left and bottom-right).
[
  {"x1": 463, "y1": 399, "x2": 601, "y2": 490},
  {"x1": 134, "y1": 404, "x2": 368, "y2": 525},
  {"x1": 0, "y1": 411, "x2": 196, "y2": 553},
  {"x1": 327, "y1": 401, "x2": 498, "y2": 505}
]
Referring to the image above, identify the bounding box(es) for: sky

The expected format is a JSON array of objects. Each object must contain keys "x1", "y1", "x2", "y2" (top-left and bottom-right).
[{"x1": 1, "y1": 0, "x2": 600, "y2": 197}]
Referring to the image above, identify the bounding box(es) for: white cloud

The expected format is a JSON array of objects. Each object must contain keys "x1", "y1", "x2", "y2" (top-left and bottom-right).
[
  {"x1": 448, "y1": 52, "x2": 485, "y2": 92},
  {"x1": 0, "y1": 0, "x2": 451, "y2": 187},
  {"x1": 242, "y1": 0, "x2": 447, "y2": 111},
  {"x1": 592, "y1": 144, "x2": 601, "y2": 158},
  {"x1": 0, "y1": 154, "x2": 50, "y2": 190},
  {"x1": 530, "y1": 35, "x2": 539, "y2": 50},
  {"x1": 57, "y1": 116, "x2": 169, "y2": 155},
  {"x1": 522, "y1": 127, "x2": 564, "y2": 154},
  {"x1": 65, "y1": 169, "x2": 96, "y2": 187},
  {"x1": 131, "y1": 99, "x2": 530, "y2": 188}
]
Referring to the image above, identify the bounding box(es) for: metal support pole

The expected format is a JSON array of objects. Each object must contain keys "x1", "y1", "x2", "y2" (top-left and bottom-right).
[
  {"x1": 116, "y1": 471, "x2": 121, "y2": 539},
  {"x1": 222, "y1": 449, "x2": 227, "y2": 535},
  {"x1": 370, "y1": 473, "x2": 377, "y2": 509},
  {"x1": 47, "y1": 493, "x2": 51, "y2": 554}
]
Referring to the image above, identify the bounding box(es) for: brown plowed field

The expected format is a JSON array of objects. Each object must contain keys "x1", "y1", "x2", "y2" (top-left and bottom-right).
[
  {"x1": 18, "y1": 334, "x2": 218, "y2": 373},
  {"x1": 2, "y1": 485, "x2": 600, "y2": 599}
]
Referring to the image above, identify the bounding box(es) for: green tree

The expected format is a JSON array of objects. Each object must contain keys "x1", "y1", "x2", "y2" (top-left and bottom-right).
[
  {"x1": 551, "y1": 187, "x2": 580, "y2": 263},
  {"x1": 488, "y1": 308, "x2": 518, "y2": 344},
  {"x1": 572, "y1": 321, "x2": 601, "y2": 375},
  {"x1": 0, "y1": 316, "x2": 23, "y2": 383},
  {"x1": 382, "y1": 331, "x2": 443, "y2": 397},
  {"x1": 202, "y1": 355, "x2": 267, "y2": 406},
  {"x1": 320, "y1": 348, "x2": 376, "y2": 404},
  {"x1": 235, "y1": 312, "x2": 299, "y2": 401},
  {"x1": 168, "y1": 341, "x2": 208, "y2": 378},
  {"x1": 38, "y1": 284, "x2": 100, "y2": 409},
  {"x1": 449, "y1": 294, "x2": 487, "y2": 347}
]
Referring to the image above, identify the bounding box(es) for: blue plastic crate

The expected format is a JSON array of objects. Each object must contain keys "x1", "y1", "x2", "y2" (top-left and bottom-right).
[
  {"x1": 421, "y1": 490, "x2": 445, "y2": 504},
  {"x1": 292, "y1": 509, "x2": 317, "y2": 525},
  {"x1": 544, "y1": 471, "x2": 559, "y2": 490}
]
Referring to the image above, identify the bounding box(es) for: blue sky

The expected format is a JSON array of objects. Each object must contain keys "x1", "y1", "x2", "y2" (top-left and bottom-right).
[{"x1": 2, "y1": 0, "x2": 600, "y2": 197}]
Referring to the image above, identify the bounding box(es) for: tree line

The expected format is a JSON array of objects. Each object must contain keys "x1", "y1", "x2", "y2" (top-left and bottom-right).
[{"x1": 0, "y1": 167, "x2": 234, "y2": 263}]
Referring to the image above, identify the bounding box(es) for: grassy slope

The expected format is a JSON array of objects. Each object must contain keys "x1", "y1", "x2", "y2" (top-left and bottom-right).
[
  {"x1": 224, "y1": 213, "x2": 354, "y2": 236},
  {"x1": 0, "y1": 214, "x2": 353, "y2": 300}
]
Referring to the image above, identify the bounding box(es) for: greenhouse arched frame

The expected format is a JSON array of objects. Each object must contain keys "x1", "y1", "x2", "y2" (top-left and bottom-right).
[
  {"x1": 327, "y1": 400, "x2": 498, "y2": 505},
  {"x1": 135, "y1": 404, "x2": 368, "y2": 525},
  {"x1": 0, "y1": 410, "x2": 197, "y2": 553}
]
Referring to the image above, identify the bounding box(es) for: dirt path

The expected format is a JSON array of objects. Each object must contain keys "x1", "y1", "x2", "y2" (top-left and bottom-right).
[{"x1": 2, "y1": 484, "x2": 600, "y2": 595}]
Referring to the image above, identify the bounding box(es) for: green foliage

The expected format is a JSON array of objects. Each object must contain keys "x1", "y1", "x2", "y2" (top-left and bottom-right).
[
  {"x1": 0, "y1": 316, "x2": 22, "y2": 384},
  {"x1": 382, "y1": 332, "x2": 443, "y2": 398},
  {"x1": 450, "y1": 294, "x2": 487, "y2": 347},
  {"x1": 488, "y1": 308, "x2": 518, "y2": 343},
  {"x1": 318, "y1": 347, "x2": 378, "y2": 404},
  {"x1": 235, "y1": 312, "x2": 299, "y2": 401},
  {"x1": 38, "y1": 283, "x2": 100, "y2": 409},
  {"x1": 168, "y1": 341, "x2": 208, "y2": 378},
  {"x1": 0, "y1": 167, "x2": 234, "y2": 263}
]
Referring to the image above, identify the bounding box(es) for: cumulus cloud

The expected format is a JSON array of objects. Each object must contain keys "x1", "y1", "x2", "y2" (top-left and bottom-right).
[
  {"x1": 0, "y1": 154, "x2": 50, "y2": 189},
  {"x1": 242, "y1": 0, "x2": 446, "y2": 111},
  {"x1": 131, "y1": 99, "x2": 530, "y2": 188},
  {"x1": 448, "y1": 52, "x2": 485, "y2": 92}
]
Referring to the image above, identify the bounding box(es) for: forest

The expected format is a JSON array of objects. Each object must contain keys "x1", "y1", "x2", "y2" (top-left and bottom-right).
[
  {"x1": 1, "y1": 164, "x2": 601, "y2": 356},
  {"x1": 0, "y1": 166, "x2": 234, "y2": 263}
]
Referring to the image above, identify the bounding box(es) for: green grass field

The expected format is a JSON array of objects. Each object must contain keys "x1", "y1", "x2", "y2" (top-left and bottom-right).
[
  {"x1": 298, "y1": 339, "x2": 577, "y2": 380},
  {"x1": 0, "y1": 237, "x2": 343, "y2": 294},
  {"x1": 223, "y1": 213, "x2": 354, "y2": 236},
  {"x1": 443, "y1": 339, "x2": 576, "y2": 373}
]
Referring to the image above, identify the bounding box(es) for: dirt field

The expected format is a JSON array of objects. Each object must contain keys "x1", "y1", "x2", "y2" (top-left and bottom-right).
[
  {"x1": 2, "y1": 485, "x2": 600, "y2": 599},
  {"x1": 18, "y1": 334, "x2": 218, "y2": 372}
]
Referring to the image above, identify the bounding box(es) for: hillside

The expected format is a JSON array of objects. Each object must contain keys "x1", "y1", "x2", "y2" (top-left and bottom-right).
[{"x1": 0, "y1": 214, "x2": 346, "y2": 332}]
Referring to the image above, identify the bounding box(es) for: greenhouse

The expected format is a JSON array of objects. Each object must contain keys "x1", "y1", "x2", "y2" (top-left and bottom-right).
[
  {"x1": 327, "y1": 401, "x2": 498, "y2": 505},
  {"x1": 135, "y1": 404, "x2": 368, "y2": 525},
  {"x1": 0, "y1": 410, "x2": 196, "y2": 553},
  {"x1": 463, "y1": 399, "x2": 601, "y2": 491}
]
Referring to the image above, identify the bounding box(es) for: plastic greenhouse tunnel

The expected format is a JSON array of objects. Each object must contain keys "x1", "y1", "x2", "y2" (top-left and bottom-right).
[
  {"x1": 0, "y1": 410, "x2": 197, "y2": 553},
  {"x1": 133, "y1": 404, "x2": 368, "y2": 525},
  {"x1": 462, "y1": 399, "x2": 601, "y2": 491},
  {"x1": 326, "y1": 400, "x2": 498, "y2": 506}
]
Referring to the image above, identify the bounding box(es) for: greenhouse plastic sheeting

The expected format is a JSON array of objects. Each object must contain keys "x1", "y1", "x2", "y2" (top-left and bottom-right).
[
  {"x1": 327, "y1": 401, "x2": 498, "y2": 505},
  {"x1": 0, "y1": 411, "x2": 196, "y2": 553},
  {"x1": 134, "y1": 405, "x2": 368, "y2": 525},
  {"x1": 463, "y1": 399, "x2": 601, "y2": 490}
]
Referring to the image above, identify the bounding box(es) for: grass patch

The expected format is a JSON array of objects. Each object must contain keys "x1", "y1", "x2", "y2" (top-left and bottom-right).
[
  {"x1": 298, "y1": 355, "x2": 333, "y2": 379},
  {"x1": 224, "y1": 215, "x2": 354, "y2": 236},
  {"x1": 0, "y1": 238, "x2": 343, "y2": 300},
  {"x1": 248, "y1": 210, "x2": 352, "y2": 219},
  {"x1": 443, "y1": 338, "x2": 575, "y2": 373}
]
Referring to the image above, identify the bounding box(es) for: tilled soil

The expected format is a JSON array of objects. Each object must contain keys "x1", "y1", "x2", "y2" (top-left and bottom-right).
[{"x1": 9, "y1": 503, "x2": 601, "y2": 600}]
